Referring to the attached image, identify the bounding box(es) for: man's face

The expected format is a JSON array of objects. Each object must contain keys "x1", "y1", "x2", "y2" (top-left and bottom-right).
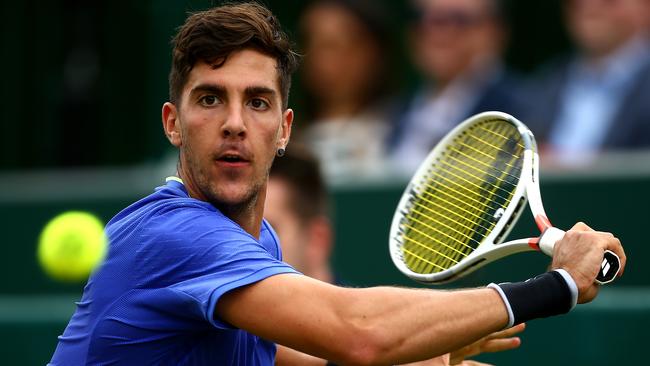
[
  {"x1": 566, "y1": 0, "x2": 649, "y2": 57},
  {"x1": 301, "y1": 3, "x2": 382, "y2": 106},
  {"x1": 413, "y1": 0, "x2": 502, "y2": 83},
  {"x1": 164, "y1": 49, "x2": 293, "y2": 210}
]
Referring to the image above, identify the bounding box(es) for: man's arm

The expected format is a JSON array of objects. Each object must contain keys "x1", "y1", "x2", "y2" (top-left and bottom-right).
[
  {"x1": 219, "y1": 274, "x2": 508, "y2": 365},
  {"x1": 217, "y1": 225, "x2": 625, "y2": 365},
  {"x1": 276, "y1": 322, "x2": 524, "y2": 366}
]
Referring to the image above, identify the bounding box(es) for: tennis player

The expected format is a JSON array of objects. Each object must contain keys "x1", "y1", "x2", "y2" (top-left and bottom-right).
[{"x1": 49, "y1": 2, "x2": 626, "y2": 365}]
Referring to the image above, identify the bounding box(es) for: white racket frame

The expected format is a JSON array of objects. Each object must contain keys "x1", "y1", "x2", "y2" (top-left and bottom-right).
[{"x1": 389, "y1": 111, "x2": 619, "y2": 284}]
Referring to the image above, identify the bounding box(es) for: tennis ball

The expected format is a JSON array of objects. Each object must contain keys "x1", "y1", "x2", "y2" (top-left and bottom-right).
[{"x1": 37, "y1": 211, "x2": 107, "y2": 282}]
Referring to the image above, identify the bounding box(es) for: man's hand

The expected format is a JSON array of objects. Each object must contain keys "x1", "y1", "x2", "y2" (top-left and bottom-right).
[
  {"x1": 551, "y1": 222, "x2": 626, "y2": 303},
  {"x1": 399, "y1": 323, "x2": 525, "y2": 366},
  {"x1": 448, "y1": 322, "x2": 525, "y2": 365}
]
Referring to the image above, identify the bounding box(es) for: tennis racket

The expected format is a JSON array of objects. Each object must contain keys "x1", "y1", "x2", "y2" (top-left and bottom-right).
[{"x1": 389, "y1": 111, "x2": 620, "y2": 285}]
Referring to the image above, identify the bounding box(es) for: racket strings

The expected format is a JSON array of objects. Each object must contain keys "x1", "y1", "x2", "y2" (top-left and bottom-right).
[
  {"x1": 405, "y1": 210, "x2": 478, "y2": 250},
  {"x1": 446, "y1": 146, "x2": 520, "y2": 186},
  {"x1": 477, "y1": 124, "x2": 525, "y2": 147},
  {"x1": 437, "y1": 159, "x2": 513, "y2": 202},
  {"x1": 467, "y1": 134, "x2": 521, "y2": 159},
  {"x1": 411, "y1": 192, "x2": 494, "y2": 234},
  {"x1": 400, "y1": 119, "x2": 525, "y2": 274},
  {"x1": 418, "y1": 183, "x2": 497, "y2": 233},
  {"x1": 422, "y1": 174, "x2": 505, "y2": 217}
]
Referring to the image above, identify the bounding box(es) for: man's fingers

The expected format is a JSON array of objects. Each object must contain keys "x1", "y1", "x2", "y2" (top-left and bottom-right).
[
  {"x1": 563, "y1": 226, "x2": 627, "y2": 280},
  {"x1": 578, "y1": 284, "x2": 600, "y2": 304},
  {"x1": 479, "y1": 337, "x2": 521, "y2": 353},
  {"x1": 591, "y1": 232, "x2": 626, "y2": 277},
  {"x1": 485, "y1": 323, "x2": 525, "y2": 340},
  {"x1": 570, "y1": 221, "x2": 593, "y2": 231},
  {"x1": 618, "y1": 248, "x2": 627, "y2": 276},
  {"x1": 605, "y1": 236, "x2": 626, "y2": 276},
  {"x1": 450, "y1": 323, "x2": 525, "y2": 364}
]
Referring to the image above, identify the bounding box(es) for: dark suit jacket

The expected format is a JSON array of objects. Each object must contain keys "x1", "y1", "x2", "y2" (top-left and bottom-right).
[
  {"x1": 387, "y1": 70, "x2": 528, "y2": 152},
  {"x1": 522, "y1": 56, "x2": 650, "y2": 150}
]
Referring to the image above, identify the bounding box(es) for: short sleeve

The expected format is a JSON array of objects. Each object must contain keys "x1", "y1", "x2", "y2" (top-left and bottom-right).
[
  {"x1": 139, "y1": 205, "x2": 299, "y2": 330},
  {"x1": 261, "y1": 218, "x2": 283, "y2": 260}
]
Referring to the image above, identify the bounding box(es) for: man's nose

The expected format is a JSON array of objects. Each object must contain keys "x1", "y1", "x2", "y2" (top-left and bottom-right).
[{"x1": 221, "y1": 106, "x2": 246, "y2": 138}]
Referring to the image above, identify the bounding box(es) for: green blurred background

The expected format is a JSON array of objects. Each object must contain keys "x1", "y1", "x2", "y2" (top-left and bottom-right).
[{"x1": 1, "y1": 0, "x2": 648, "y2": 365}]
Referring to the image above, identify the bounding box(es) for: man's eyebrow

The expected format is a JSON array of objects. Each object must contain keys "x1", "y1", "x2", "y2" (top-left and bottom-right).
[
  {"x1": 189, "y1": 84, "x2": 277, "y2": 99},
  {"x1": 244, "y1": 86, "x2": 277, "y2": 97},
  {"x1": 190, "y1": 84, "x2": 226, "y2": 96}
]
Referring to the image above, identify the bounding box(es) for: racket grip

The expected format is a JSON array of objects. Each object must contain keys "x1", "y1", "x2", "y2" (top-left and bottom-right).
[
  {"x1": 538, "y1": 227, "x2": 621, "y2": 285},
  {"x1": 597, "y1": 251, "x2": 620, "y2": 285}
]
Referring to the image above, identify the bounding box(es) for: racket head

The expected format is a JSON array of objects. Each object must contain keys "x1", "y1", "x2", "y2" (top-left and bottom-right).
[{"x1": 389, "y1": 111, "x2": 537, "y2": 284}]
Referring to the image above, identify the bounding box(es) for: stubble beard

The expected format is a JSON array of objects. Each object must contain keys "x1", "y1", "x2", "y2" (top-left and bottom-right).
[
  {"x1": 206, "y1": 175, "x2": 262, "y2": 221},
  {"x1": 181, "y1": 143, "x2": 267, "y2": 219}
]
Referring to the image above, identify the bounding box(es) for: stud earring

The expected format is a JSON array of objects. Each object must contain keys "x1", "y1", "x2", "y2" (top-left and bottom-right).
[{"x1": 276, "y1": 148, "x2": 285, "y2": 157}]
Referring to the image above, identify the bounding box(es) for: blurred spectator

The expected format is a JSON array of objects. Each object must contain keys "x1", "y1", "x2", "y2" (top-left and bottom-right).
[
  {"x1": 387, "y1": 0, "x2": 526, "y2": 175},
  {"x1": 265, "y1": 146, "x2": 337, "y2": 284},
  {"x1": 296, "y1": 0, "x2": 395, "y2": 180},
  {"x1": 524, "y1": 0, "x2": 650, "y2": 166},
  {"x1": 264, "y1": 148, "x2": 519, "y2": 366}
]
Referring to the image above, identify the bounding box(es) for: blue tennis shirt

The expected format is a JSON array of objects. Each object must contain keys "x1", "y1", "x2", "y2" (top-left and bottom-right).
[{"x1": 49, "y1": 178, "x2": 299, "y2": 365}]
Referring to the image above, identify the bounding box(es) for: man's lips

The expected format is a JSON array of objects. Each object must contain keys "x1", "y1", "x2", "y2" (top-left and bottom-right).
[
  {"x1": 215, "y1": 159, "x2": 250, "y2": 168},
  {"x1": 214, "y1": 151, "x2": 251, "y2": 168}
]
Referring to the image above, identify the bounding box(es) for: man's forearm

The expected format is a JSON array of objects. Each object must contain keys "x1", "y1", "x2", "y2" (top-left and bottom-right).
[
  {"x1": 218, "y1": 274, "x2": 508, "y2": 365},
  {"x1": 331, "y1": 286, "x2": 508, "y2": 364}
]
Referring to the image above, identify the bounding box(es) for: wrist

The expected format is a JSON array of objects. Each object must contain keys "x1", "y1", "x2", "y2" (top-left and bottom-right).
[
  {"x1": 552, "y1": 268, "x2": 578, "y2": 308},
  {"x1": 488, "y1": 283, "x2": 515, "y2": 328},
  {"x1": 488, "y1": 270, "x2": 576, "y2": 328}
]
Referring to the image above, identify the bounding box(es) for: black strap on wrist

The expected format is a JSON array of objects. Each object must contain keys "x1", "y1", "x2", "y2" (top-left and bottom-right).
[{"x1": 491, "y1": 271, "x2": 574, "y2": 326}]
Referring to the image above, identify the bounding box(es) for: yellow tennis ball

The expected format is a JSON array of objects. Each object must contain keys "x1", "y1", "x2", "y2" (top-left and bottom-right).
[{"x1": 37, "y1": 211, "x2": 107, "y2": 282}]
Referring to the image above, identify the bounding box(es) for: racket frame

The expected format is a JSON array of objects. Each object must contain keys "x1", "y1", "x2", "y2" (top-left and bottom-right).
[{"x1": 390, "y1": 112, "x2": 552, "y2": 284}]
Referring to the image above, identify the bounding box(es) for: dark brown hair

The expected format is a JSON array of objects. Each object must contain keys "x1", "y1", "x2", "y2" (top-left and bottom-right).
[
  {"x1": 169, "y1": 2, "x2": 300, "y2": 108},
  {"x1": 270, "y1": 145, "x2": 329, "y2": 222}
]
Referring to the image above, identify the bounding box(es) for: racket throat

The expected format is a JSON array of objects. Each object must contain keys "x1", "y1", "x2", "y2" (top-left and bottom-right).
[
  {"x1": 528, "y1": 237, "x2": 540, "y2": 251},
  {"x1": 528, "y1": 214, "x2": 555, "y2": 251},
  {"x1": 534, "y1": 215, "x2": 553, "y2": 232}
]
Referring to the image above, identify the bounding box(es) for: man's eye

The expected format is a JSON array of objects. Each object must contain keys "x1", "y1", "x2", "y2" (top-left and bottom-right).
[
  {"x1": 249, "y1": 98, "x2": 269, "y2": 110},
  {"x1": 200, "y1": 95, "x2": 220, "y2": 106}
]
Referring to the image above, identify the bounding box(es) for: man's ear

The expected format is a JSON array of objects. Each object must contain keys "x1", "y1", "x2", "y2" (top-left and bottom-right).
[
  {"x1": 162, "y1": 102, "x2": 182, "y2": 147},
  {"x1": 278, "y1": 108, "x2": 294, "y2": 150}
]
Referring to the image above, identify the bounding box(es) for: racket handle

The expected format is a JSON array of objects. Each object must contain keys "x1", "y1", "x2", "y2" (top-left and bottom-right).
[{"x1": 538, "y1": 227, "x2": 621, "y2": 285}]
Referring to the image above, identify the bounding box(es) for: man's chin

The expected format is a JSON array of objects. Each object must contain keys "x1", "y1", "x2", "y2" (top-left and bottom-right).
[{"x1": 206, "y1": 186, "x2": 257, "y2": 212}]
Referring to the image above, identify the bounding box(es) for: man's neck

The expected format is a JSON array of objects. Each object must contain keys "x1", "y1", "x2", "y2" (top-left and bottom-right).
[
  {"x1": 218, "y1": 194, "x2": 265, "y2": 240},
  {"x1": 581, "y1": 34, "x2": 650, "y2": 72},
  {"x1": 175, "y1": 169, "x2": 266, "y2": 239}
]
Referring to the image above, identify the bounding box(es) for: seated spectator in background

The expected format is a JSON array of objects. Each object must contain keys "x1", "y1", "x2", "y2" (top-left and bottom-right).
[
  {"x1": 523, "y1": 0, "x2": 650, "y2": 166},
  {"x1": 388, "y1": 0, "x2": 526, "y2": 175},
  {"x1": 297, "y1": 0, "x2": 395, "y2": 180},
  {"x1": 265, "y1": 146, "x2": 526, "y2": 366},
  {"x1": 265, "y1": 146, "x2": 336, "y2": 284}
]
